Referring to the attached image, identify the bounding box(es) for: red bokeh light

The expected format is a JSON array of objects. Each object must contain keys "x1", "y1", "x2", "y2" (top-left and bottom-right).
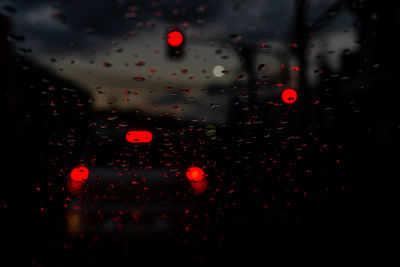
[
  {"x1": 189, "y1": 179, "x2": 208, "y2": 195},
  {"x1": 67, "y1": 179, "x2": 84, "y2": 195},
  {"x1": 126, "y1": 131, "x2": 153, "y2": 143},
  {"x1": 281, "y1": 88, "x2": 298, "y2": 104},
  {"x1": 186, "y1": 167, "x2": 205, "y2": 182},
  {"x1": 70, "y1": 167, "x2": 89, "y2": 182},
  {"x1": 167, "y1": 30, "x2": 183, "y2": 47}
]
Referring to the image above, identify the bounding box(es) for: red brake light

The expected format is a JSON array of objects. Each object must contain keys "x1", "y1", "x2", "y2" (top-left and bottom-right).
[
  {"x1": 70, "y1": 167, "x2": 89, "y2": 182},
  {"x1": 186, "y1": 167, "x2": 205, "y2": 182},
  {"x1": 126, "y1": 131, "x2": 153, "y2": 143}
]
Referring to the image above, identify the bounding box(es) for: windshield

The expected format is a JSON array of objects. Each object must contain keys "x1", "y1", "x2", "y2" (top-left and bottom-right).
[{"x1": 1, "y1": 0, "x2": 398, "y2": 264}]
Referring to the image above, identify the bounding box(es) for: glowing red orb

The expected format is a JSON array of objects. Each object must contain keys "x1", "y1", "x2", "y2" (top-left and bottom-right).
[
  {"x1": 70, "y1": 167, "x2": 89, "y2": 182},
  {"x1": 126, "y1": 131, "x2": 153, "y2": 143},
  {"x1": 190, "y1": 179, "x2": 208, "y2": 195},
  {"x1": 186, "y1": 167, "x2": 205, "y2": 182},
  {"x1": 281, "y1": 88, "x2": 298, "y2": 104},
  {"x1": 167, "y1": 30, "x2": 183, "y2": 47}
]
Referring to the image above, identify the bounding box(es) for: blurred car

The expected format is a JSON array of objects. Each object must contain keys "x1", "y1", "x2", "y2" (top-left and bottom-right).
[{"x1": 63, "y1": 104, "x2": 233, "y2": 241}]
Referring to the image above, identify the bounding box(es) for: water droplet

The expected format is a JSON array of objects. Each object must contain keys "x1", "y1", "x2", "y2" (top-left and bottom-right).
[
  {"x1": 210, "y1": 103, "x2": 219, "y2": 108},
  {"x1": 101, "y1": 62, "x2": 112, "y2": 67}
]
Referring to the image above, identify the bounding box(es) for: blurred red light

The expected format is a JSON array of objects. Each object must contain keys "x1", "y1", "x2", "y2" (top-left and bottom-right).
[
  {"x1": 70, "y1": 167, "x2": 89, "y2": 182},
  {"x1": 67, "y1": 180, "x2": 83, "y2": 195},
  {"x1": 281, "y1": 88, "x2": 297, "y2": 104},
  {"x1": 167, "y1": 30, "x2": 183, "y2": 47},
  {"x1": 186, "y1": 167, "x2": 205, "y2": 182},
  {"x1": 126, "y1": 131, "x2": 153, "y2": 143},
  {"x1": 189, "y1": 178, "x2": 208, "y2": 195}
]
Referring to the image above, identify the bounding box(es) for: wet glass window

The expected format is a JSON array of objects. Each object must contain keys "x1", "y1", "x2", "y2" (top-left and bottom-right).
[{"x1": 1, "y1": 0, "x2": 399, "y2": 264}]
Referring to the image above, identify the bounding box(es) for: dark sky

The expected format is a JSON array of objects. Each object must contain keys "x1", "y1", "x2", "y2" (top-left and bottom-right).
[
  {"x1": 0, "y1": 0, "x2": 358, "y2": 122},
  {"x1": 2, "y1": 0, "x2": 356, "y2": 53}
]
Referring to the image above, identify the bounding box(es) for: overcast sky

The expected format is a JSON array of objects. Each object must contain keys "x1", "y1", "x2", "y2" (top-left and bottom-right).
[
  {"x1": 3, "y1": 0, "x2": 356, "y2": 52},
  {"x1": 1, "y1": 0, "x2": 358, "y2": 123}
]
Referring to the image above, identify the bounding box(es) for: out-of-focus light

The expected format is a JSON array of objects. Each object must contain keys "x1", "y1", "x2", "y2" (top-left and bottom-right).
[
  {"x1": 167, "y1": 30, "x2": 183, "y2": 47},
  {"x1": 204, "y1": 124, "x2": 217, "y2": 137},
  {"x1": 70, "y1": 167, "x2": 89, "y2": 182},
  {"x1": 212, "y1": 65, "x2": 225, "y2": 78},
  {"x1": 68, "y1": 214, "x2": 80, "y2": 229},
  {"x1": 281, "y1": 88, "x2": 297, "y2": 104},
  {"x1": 67, "y1": 179, "x2": 83, "y2": 195},
  {"x1": 126, "y1": 131, "x2": 153, "y2": 143},
  {"x1": 186, "y1": 167, "x2": 205, "y2": 182},
  {"x1": 189, "y1": 178, "x2": 208, "y2": 195},
  {"x1": 67, "y1": 213, "x2": 82, "y2": 234}
]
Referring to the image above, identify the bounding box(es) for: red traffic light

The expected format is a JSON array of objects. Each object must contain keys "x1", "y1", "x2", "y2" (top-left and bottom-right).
[
  {"x1": 281, "y1": 88, "x2": 298, "y2": 104},
  {"x1": 165, "y1": 29, "x2": 185, "y2": 59},
  {"x1": 167, "y1": 30, "x2": 183, "y2": 47}
]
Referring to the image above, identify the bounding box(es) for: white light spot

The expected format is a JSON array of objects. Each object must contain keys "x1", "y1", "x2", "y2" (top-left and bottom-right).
[{"x1": 212, "y1": 65, "x2": 225, "y2": 78}]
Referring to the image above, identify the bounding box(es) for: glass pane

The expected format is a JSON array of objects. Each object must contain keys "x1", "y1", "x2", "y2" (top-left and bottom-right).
[{"x1": 1, "y1": 0, "x2": 398, "y2": 264}]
